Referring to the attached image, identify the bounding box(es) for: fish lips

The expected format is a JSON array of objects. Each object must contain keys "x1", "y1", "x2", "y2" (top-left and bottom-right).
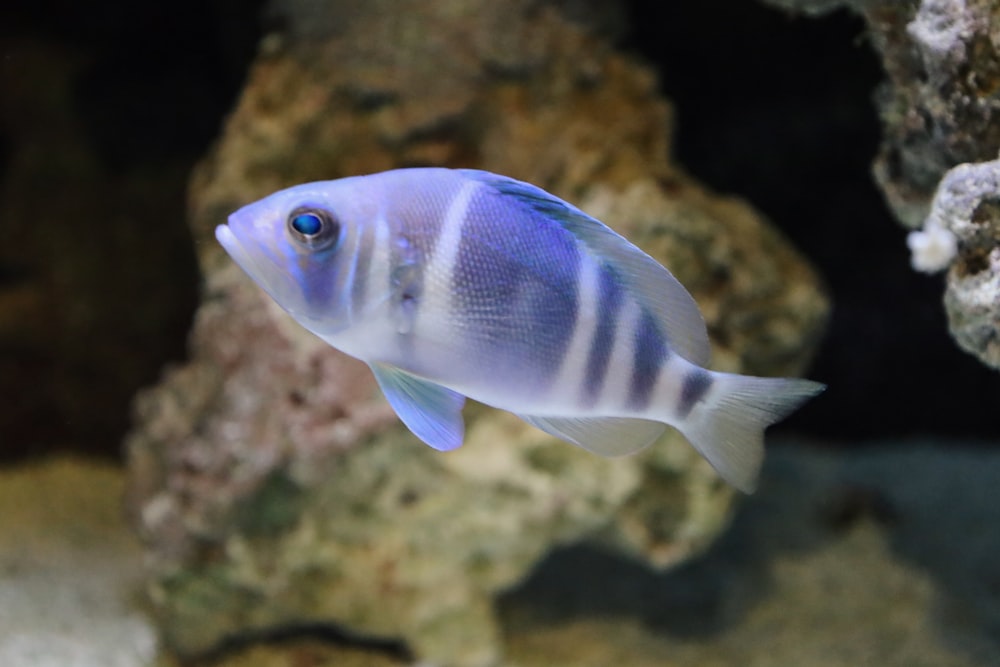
[
  {"x1": 215, "y1": 217, "x2": 340, "y2": 337},
  {"x1": 215, "y1": 219, "x2": 298, "y2": 308},
  {"x1": 216, "y1": 222, "x2": 268, "y2": 285}
]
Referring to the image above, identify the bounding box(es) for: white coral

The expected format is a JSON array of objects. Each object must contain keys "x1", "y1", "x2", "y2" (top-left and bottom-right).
[{"x1": 907, "y1": 222, "x2": 958, "y2": 273}]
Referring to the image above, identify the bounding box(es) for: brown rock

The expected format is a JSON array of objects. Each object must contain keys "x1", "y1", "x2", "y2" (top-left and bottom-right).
[{"x1": 126, "y1": 2, "x2": 828, "y2": 665}]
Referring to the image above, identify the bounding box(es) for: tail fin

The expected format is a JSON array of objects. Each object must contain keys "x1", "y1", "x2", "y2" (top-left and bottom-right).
[{"x1": 678, "y1": 373, "x2": 825, "y2": 494}]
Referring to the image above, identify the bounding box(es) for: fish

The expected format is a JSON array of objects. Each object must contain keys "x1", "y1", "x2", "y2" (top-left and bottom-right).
[{"x1": 216, "y1": 168, "x2": 824, "y2": 492}]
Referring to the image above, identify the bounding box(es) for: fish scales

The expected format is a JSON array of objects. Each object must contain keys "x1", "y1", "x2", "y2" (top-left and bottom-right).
[
  {"x1": 446, "y1": 180, "x2": 581, "y2": 389},
  {"x1": 216, "y1": 167, "x2": 824, "y2": 493}
]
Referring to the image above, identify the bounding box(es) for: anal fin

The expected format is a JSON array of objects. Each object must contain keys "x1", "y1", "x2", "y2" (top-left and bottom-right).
[{"x1": 517, "y1": 414, "x2": 666, "y2": 457}]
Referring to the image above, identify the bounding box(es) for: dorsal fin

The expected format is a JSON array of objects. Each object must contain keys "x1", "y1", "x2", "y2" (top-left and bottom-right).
[{"x1": 461, "y1": 170, "x2": 710, "y2": 366}]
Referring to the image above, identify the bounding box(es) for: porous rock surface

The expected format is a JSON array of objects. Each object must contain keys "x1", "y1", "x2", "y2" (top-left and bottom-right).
[
  {"x1": 125, "y1": 2, "x2": 827, "y2": 665},
  {"x1": 763, "y1": 0, "x2": 1000, "y2": 367}
]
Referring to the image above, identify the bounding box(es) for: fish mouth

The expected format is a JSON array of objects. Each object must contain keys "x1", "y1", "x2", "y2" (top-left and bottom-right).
[
  {"x1": 215, "y1": 223, "x2": 262, "y2": 280},
  {"x1": 215, "y1": 221, "x2": 341, "y2": 337},
  {"x1": 215, "y1": 222, "x2": 293, "y2": 304}
]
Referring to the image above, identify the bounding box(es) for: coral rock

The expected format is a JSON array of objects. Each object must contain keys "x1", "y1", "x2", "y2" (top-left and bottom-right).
[{"x1": 764, "y1": 0, "x2": 1000, "y2": 368}]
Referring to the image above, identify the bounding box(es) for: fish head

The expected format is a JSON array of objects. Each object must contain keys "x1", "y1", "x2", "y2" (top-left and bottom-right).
[{"x1": 215, "y1": 179, "x2": 375, "y2": 337}]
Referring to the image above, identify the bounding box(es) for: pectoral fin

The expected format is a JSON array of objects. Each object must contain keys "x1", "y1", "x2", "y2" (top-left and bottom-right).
[
  {"x1": 517, "y1": 414, "x2": 665, "y2": 456},
  {"x1": 371, "y1": 363, "x2": 466, "y2": 451}
]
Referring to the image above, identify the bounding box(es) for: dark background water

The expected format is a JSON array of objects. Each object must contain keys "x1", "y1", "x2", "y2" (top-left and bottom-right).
[{"x1": 0, "y1": 0, "x2": 996, "y2": 461}]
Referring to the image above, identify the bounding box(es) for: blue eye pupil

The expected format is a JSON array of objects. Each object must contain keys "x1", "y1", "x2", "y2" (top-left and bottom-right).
[
  {"x1": 291, "y1": 213, "x2": 323, "y2": 236},
  {"x1": 288, "y1": 208, "x2": 340, "y2": 250}
]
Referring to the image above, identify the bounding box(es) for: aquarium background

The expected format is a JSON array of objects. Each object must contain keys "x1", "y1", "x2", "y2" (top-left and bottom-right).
[{"x1": 1, "y1": 1, "x2": 999, "y2": 666}]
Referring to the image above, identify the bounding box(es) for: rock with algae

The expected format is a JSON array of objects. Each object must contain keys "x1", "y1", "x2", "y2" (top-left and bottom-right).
[
  {"x1": 125, "y1": 1, "x2": 828, "y2": 666},
  {"x1": 760, "y1": 0, "x2": 1000, "y2": 368},
  {"x1": 925, "y1": 159, "x2": 1000, "y2": 367}
]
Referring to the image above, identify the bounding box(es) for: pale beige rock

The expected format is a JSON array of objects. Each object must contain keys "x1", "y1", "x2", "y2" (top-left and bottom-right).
[{"x1": 0, "y1": 457, "x2": 156, "y2": 667}]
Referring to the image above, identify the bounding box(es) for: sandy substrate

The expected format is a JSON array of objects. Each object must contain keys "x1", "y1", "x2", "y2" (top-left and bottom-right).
[
  {"x1": 1, "y1": 440, "x2": 997, "y2": 667},
  {"x1": 0, "y1": 458, "x2": 155, "y2": 667}
]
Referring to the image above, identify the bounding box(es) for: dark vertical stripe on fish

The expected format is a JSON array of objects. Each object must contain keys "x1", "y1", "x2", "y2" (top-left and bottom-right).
[
  {"x1": 677, "y1": 367, "x2": 713, "y2": 418},
  {"x1": 388, "y1": 189, "x2": 452, "y2": 338},
  {"x1": 390, "y1": 234, "x2": 422, "y2": 339},
  {"x1": 451, "y1": 188, "x2": 581, "y2": 388},
  {"x1": 582, "y1": 265, "x2": 624, "y2": 406},
  {"x1": 627, "y1": 309, "x2": 669, "y2": 410}
]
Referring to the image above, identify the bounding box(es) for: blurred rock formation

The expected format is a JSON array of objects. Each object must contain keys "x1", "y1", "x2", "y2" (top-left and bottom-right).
[{"x1": 126, "y1": 1, "x2": 828, "y2": 665}]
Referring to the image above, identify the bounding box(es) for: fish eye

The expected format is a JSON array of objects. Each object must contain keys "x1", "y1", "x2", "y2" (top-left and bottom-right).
[{"x1": 287, "y1": 207, "x2": 340, "y2": 250}]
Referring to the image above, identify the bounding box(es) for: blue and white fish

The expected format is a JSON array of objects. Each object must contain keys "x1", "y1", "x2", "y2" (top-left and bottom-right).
[{"x1": 216, "y1": 168, "x2": 824, "y2": 492}]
